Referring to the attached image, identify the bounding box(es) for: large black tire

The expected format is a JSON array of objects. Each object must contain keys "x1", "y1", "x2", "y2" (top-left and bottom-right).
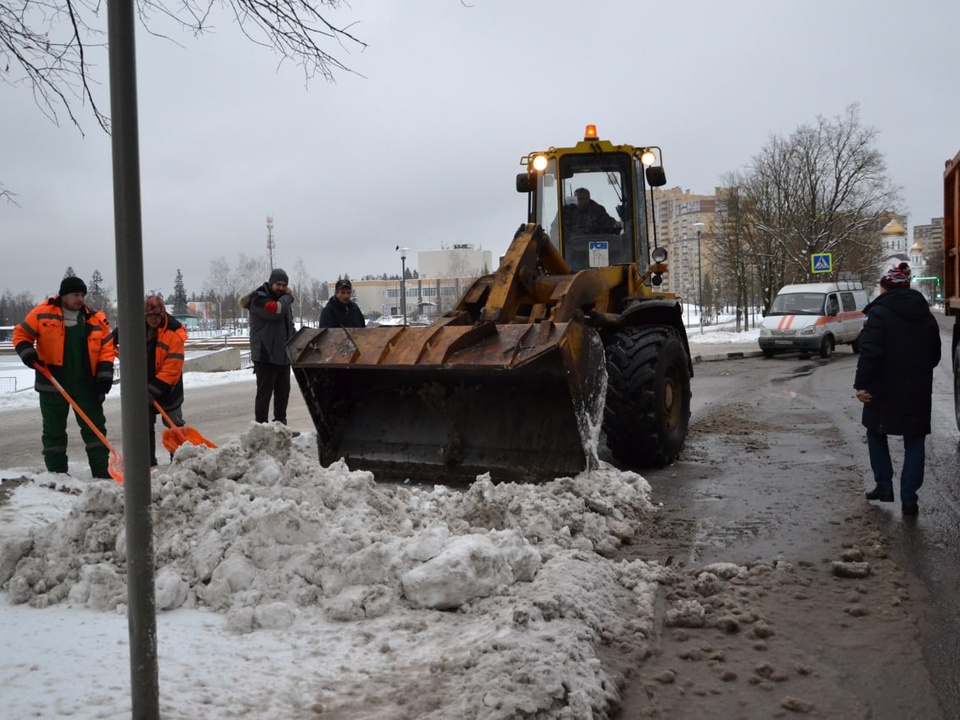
[
  {"x1": 603, "y1": 326, "x2": 691, "y2": 468},
  {"x1": 954, "y1": 344, "x2": 960, "y2": 433}
]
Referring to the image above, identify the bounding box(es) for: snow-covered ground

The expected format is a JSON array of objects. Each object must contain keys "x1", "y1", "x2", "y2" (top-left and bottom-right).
[{"x1": 0, "y1": 320, "x2": 761, "y2": 718}]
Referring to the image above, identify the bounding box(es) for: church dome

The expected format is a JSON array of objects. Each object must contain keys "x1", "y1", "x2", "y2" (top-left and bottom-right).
[{"x1": 882, "y1": 218, "x2": 906, "y2": 236}]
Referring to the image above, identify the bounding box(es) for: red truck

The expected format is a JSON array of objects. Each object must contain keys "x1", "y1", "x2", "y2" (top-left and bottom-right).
[{"x1": 945, "y1": 149, "x2": 960, "y2": 427}]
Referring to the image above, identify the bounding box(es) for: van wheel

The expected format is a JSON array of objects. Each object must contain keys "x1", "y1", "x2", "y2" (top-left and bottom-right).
[
  {"x1": 762, "y1": 348, "x2": 775, "y2": 358},
  {"x1": 851, "y1": 333, "x2": 862, "y2": 354},
  {"x1": 819, "y1": 335, "x2": 835, "y2": 359}
]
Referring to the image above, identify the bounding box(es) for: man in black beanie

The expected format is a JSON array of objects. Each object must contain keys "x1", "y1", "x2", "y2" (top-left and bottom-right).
[
  {"x1": 239, "y1": 268, "x2": 298, "y2": 431},
  {"x1": 12, "y1": 275, "x2": 116, "y2": 478}
]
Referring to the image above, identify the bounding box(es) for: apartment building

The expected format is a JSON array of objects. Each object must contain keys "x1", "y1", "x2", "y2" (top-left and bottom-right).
[{"x1": 651, "y1": 187, "x2": 717, "y2": 309}]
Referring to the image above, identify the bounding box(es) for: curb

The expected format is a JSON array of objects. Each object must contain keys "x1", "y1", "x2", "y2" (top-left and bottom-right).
[{"x1": 690, "y1": 347, "x2": 764, "y2": 363}]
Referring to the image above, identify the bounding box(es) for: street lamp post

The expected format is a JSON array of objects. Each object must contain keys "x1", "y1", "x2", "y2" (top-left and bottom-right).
[
  {"x1": 397, "y1": 246, "x2": 409, "y2": 326},
  {"x1": 693, "y1": 222, "x2": 704, "y2": 335}
]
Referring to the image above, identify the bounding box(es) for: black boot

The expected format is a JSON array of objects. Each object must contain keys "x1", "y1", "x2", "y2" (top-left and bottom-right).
[{"x1": 865, "y1": 486, "x2": 894, "y2": 502}]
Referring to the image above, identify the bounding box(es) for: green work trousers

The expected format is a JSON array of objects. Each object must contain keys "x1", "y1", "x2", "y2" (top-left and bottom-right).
[{"x1": 38, "y1": 392, "x2": 110, "y2": 476}]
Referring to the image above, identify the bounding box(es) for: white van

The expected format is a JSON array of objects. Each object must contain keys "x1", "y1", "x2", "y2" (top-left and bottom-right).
[{"x1": 758, "y1": 281, "x2": 869, "y2": 358}]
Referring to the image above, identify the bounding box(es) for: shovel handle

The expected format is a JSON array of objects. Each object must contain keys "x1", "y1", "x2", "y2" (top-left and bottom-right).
[
  {"x1": 152, "y1": 399, "x2": 177, "y2": 428},
  {"x1": 36, "y1": 364, "x2": 118, "y2": 455}
]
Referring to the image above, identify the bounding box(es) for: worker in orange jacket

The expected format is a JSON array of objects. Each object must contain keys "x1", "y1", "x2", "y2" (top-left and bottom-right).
[
  {"x1": 144, "y1": 296, "x2": 188, "y2": 466},
  {"x1": 13, "y1": 276, "x2": 116, "y2": 478},
  {"x1": 112, "y1": 296, "x2": 189, "y2": 466}
]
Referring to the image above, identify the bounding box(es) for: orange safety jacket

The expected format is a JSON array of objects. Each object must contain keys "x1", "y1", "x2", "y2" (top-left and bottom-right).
[
  {"x1": 150, "y1": 315, "x2": 187, "y2": 392},
  {"x1": 13, "y1": 298, "x2": 115, "y2": 391}
]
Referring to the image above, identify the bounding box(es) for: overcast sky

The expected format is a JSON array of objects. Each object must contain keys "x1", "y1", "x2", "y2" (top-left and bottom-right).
[{"x1": 2, "y1": 0, "x2": 957, "y2": 300}]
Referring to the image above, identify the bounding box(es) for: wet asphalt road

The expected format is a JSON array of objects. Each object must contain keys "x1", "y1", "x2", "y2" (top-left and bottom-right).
[{"x1": 632, "y1": 328, "x2": 960, "y2": 714}]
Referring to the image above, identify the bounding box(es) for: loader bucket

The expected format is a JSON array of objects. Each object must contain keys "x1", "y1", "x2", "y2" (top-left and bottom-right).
[{"x1": 289, "y1": 321, "x2": 606, "y2": 484}]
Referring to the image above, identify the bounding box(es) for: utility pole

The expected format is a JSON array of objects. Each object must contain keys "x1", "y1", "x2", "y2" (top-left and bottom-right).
[
  {"x1": 266, "y1": 215, "x2": 275, "y2": 269},
  {"x1": 397, "y1": 246, "x2": 409, "y2": 325},
  {"x1": 693, "y1": 222, "x2": 705, "y2": 334}
]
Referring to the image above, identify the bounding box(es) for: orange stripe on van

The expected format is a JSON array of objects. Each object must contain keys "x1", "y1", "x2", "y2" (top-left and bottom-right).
[{"x1": 813, "y1": 310, "x2": 864, "y2": 326}]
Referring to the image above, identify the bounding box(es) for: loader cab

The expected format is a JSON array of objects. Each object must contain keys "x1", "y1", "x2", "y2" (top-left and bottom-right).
[{"x1": 517, "y1": 128, "x2": 666, "y2": 272}]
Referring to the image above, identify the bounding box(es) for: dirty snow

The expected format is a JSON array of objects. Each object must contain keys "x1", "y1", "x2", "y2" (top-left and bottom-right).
[{"x1": 1, "y1": 422, "x2": 675, "y2": 718}]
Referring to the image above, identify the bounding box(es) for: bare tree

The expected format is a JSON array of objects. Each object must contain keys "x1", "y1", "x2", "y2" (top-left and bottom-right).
[
  {"x1": 204, "y1": 256, "x2": 232, "y2": 330},
  {"x1": 291, "y1": 256, "x2": 311, "y2": 325},
  {"x1": 2, "y1": 0, "x2": 366, "y2": 136},
  {"x1": 718, "y1": 104, "x2": 900, "y2": 316}
]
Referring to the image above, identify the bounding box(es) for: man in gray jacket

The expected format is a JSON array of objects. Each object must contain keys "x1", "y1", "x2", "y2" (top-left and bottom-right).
[{"x1": 240, "y1": 269, "x2": 297, "y2": 428}]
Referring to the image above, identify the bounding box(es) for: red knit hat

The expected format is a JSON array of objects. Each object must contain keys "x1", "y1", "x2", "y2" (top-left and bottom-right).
[
  {"x1": 880, "y1": 262, "x2": 911, "y2": 290},
  {"x1": 144, "y1": 296, "x2": 166, "y2": 315}
]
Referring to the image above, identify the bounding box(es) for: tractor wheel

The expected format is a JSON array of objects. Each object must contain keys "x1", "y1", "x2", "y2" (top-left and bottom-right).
[{"x1": 603, "y1": 326, "x2": 691, "y2": 468}]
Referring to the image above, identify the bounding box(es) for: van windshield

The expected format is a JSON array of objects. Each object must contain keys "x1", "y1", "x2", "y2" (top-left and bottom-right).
[{"x1": 769, "y1": 292, "x2": 826, "y2": 316}]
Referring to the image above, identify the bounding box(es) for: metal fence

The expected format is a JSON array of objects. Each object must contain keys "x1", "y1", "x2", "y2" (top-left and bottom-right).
[{"x1": 0, "y1": 376, "x2": 18, "y2": 393}]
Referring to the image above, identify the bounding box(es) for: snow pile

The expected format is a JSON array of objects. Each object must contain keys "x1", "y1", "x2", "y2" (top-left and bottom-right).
[{"x1": 2, "y1": 422, "x2": 670, "y2": 718}]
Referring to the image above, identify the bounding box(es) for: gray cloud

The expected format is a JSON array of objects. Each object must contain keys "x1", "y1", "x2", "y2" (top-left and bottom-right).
[{"x1": 2, "y1": 0, "x2": 955, "y2": 298}]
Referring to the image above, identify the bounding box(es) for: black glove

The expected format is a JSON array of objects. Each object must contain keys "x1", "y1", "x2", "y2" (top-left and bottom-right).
[
  {"x1": 148, "y1": 379, "x2": 169, "y2": 401},
  {"x1": 21, "y1": 347, "x2": 42, "y2": 369},
  {"x1": 96, "y1": 378, "x2": 114, "y2": 396}
]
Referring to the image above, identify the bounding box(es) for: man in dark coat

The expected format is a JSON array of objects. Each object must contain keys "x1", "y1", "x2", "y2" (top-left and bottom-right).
[
  {"x1": 240, "y1": 268, "x2": 297, "y2": 427},
  {"x1": 319, "y1": 279, "x2": 366, "y2": 329},
  {"x1": 854, "y1": 262, "x2": 941, "y2": 516},
  {"x1": 562, "y1": 188, "x2": 622, "y2": 236}
]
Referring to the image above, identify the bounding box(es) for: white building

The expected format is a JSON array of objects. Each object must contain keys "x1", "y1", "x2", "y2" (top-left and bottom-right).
[{"x1": 417, "y1": 244, "x2": 493, "y2": 279}]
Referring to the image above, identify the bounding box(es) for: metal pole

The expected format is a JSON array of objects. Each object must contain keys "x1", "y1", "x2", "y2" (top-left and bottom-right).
[
  {"x1": 400, "y1": 253, "x2": 408, "y2": 326},
  {"x1": 695, "y1": 225, "x2": 704, "y2": 335},
  {"x1": 105, "y1": 0, "x2": 159, "y2": 716}
]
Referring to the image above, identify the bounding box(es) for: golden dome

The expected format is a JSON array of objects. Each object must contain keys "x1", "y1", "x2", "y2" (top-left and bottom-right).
[
  {"x1": 882, "y1": 218, "x2": 906, "y2": 236},
  {"x1": 911, "y1": 242, "x2": 924, "y2": 253}
]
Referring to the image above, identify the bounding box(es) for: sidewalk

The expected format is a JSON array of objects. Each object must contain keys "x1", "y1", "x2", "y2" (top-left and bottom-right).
[
  {"x1": 689, "y1": 342, "x2": 763, "y2": 363},
  {"x1": 685, "y1": 324, "x2": 763, "y2": 363}
]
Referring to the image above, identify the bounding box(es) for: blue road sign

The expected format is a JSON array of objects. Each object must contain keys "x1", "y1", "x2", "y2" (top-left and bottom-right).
[{"x1": 811, "y1": 253, "x2": 832, "y2": 274}]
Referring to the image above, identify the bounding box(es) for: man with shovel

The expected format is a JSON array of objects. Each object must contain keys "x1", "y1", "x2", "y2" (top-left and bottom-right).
[
  {"x1": 143, "y1": 296, "x2": 188, "y2": 466},
  {"x1": 14, "y1": 276, "x2": 116, "y2": 478}
]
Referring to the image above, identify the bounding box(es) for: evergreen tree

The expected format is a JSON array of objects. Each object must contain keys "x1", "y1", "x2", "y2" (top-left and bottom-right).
[
  {"x1": 173, "y1": 269, "x2": 189, "y2": 315},
  {"x1": 63, "y1": 266, "x2": 76, "y2": 280},
  {"x1": 86, "y1": 269, "x2": 111, "y2": 314}
]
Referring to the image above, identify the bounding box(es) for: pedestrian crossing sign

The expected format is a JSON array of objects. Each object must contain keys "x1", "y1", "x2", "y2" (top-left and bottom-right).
[{"x1": 811, "y1": 253, "x2": 832, "y2": 274}]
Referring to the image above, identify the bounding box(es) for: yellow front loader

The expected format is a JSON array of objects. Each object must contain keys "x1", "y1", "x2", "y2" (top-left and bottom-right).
[{"x1": 289, "y1": 126, "x2": 692, "y2": 483}]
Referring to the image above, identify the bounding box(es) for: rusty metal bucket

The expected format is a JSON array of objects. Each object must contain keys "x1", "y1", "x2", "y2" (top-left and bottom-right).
[{"x1": 289, "y1": 320, "x2": 606, "y2": 483}]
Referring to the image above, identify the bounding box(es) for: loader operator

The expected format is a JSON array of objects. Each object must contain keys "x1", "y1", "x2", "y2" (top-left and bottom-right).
[{"x1": 562, "y1": 188, "x2": 622, "y2": 237}]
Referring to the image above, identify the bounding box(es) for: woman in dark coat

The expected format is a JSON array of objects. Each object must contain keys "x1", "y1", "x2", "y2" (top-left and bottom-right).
[{"x1": 854, "y1": 262, "x2": 941, "y2": 515}]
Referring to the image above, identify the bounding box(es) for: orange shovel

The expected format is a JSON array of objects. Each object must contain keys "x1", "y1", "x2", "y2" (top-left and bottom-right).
[
  {"x1": 36, "y1": 364, "x2": 124, "y2": 483},
  {"x1": 153, "y1": 400, "x2": 217, "y2": 453}
]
